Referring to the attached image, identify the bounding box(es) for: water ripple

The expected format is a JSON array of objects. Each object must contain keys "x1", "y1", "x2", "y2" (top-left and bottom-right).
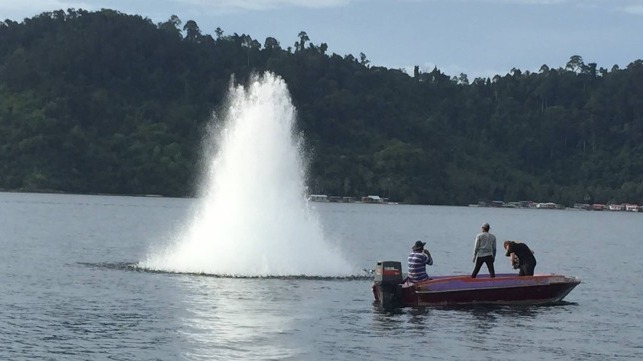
[{"x1": 78, "y1": 261, "x2": 374, "y2": 280}]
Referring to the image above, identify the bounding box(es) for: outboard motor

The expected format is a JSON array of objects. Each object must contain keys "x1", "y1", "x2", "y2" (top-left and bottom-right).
[{"x1": 372, "y1": 261, "x2": 403, "y2": 309}]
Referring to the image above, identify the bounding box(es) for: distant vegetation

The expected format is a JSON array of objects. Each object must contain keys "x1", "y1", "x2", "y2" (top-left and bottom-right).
[{"x1": 1, "y1": 9, "x2": 643, "y2": 205}]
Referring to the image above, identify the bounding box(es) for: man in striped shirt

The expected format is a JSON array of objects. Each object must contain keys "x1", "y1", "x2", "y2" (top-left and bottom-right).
[{"x1": 407, "y1": 240, "x2": 433, "y2": 283}]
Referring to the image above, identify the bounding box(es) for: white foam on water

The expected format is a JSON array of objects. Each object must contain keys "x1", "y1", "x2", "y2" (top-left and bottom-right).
[{"x1": 141, "y1": 73, "x2": 354, "y2": 276}]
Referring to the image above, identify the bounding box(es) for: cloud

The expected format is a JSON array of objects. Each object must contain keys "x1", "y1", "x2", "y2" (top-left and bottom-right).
[
  {"x1": 1, "y1": 0, "x2": 95, "y2": 20},
  {"x1": 399, "y1": 0, "x2": 643, "y2": 16},
  {"x1": 173, "y1": 0, "x2": 355, "y2": 11},
  {"x1": 9, "y1": 0, "x2": 643, "y2": 18},
  {"x1": 0, "y1": 0, "x2": 357, "y2": 20},
  {"x1": 402, "y1": 0, "x2": 643, "y2": 7},
  {"x1": 398, "y1": 0, "x2": 567, "y2": 4},
  {"x1": 621, "y1": 4, "x2": 643, "y2": 14}
]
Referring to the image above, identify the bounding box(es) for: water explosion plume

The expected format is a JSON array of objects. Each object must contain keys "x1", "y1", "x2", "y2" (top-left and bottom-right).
[{"x1": 141, "y1": 73, "x2": 353, "y2": 277}]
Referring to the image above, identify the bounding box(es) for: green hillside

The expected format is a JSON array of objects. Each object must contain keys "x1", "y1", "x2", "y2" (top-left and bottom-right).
[{"x1": 1, "y1": 9, "x2": 642, "y2": 205}]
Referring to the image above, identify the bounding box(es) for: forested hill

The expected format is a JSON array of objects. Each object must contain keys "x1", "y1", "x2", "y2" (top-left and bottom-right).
[{"x1": 1, "y1": 9, "x2": 643, "y2": 206}]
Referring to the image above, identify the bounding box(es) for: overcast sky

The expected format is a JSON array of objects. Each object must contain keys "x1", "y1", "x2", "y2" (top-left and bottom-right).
[{"x1": 2, "y1": 0, "x2": 643, "y2": 78}]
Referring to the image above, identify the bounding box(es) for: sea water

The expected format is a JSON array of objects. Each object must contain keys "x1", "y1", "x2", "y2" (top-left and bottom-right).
[{"x1": 1, "y1": 192, "x2": 642, "y2": 360}]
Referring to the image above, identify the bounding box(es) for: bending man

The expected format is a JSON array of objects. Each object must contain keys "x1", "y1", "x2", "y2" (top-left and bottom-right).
[{"x1": 504, "y1": 240, "x2": 537, "y2": 276}]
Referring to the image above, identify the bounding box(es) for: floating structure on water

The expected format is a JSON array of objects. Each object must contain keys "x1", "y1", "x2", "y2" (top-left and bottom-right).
[
  {"x1": 307, "y1": 194, "x2": 394, "y2": 204},
  {"x1": 372, "y1": 261, "x2": 581, "y2": 309},
  {"x1": 471, "y1": 200, "x2": 642, "y2": 212}
]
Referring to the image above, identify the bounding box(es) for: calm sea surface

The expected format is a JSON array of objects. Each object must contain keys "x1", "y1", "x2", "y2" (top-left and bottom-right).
[{"x1": 1, "y1": 192, "x2": 641, "y2": 360}]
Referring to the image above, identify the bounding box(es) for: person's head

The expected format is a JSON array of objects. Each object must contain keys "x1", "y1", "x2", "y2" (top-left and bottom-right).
[
  {"x1": 503, "y1": 240, "x2": 512, "y2": 250},
  {"x1": 481, "y1": 223, "x2": 490, "y2": 232},
  {"x1": 412, "y1": 240, "x2": 426, "y2": 251}
]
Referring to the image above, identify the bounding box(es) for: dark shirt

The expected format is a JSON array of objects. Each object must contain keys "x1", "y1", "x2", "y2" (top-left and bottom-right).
[{"x1": 505, "y1": 242, "x2": 536, "y2": 265}]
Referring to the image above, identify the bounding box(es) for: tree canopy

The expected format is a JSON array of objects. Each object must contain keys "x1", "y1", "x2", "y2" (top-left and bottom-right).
[{"x1": 1, "y1": 9, "x2": 643, "y2": 206}]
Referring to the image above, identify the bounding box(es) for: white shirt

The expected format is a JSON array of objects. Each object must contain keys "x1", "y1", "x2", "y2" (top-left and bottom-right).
[{"x1": 473, "y1": 231, "x2": 496, "y2": 258}]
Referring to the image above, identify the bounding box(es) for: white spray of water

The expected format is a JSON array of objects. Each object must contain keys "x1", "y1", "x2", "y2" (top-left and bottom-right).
[{"x1": 141, "y1": 73, "x2": 354, "y2": 276}]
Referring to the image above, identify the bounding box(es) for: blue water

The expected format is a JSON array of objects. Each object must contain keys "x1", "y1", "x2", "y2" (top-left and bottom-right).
[{"x1": 1, "y1": 192, "x2": 641, "y2": 360}]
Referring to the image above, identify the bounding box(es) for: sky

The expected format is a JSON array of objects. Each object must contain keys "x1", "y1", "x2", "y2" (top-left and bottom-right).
[{"x1": 2, "y1": 0, "x2": 643, "y2": 79}]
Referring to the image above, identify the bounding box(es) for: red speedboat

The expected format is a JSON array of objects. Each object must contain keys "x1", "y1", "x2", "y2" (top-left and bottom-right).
[{"x1": 372, "y1": 261, "x2": 581, "y2": 309}]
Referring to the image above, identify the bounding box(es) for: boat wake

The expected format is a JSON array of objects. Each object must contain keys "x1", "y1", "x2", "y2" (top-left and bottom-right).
[{"x1": 79, "y1": 262, "x2": 372, "y2": 280}]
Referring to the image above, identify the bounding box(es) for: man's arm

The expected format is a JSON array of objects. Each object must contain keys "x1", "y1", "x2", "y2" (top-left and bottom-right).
[
  {"x1": 473, "y1": 236, "x2": 480, "y2": 262},
  {"x1": 423, "y1": 250, "x2": 433, "y2": 265}
]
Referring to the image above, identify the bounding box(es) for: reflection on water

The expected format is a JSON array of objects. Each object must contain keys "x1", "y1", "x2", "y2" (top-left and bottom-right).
[
  {"x1": 174, "y1": 277, "x2": 303, "y2": 360},
  {"x1": 3, "y1": 192, "x2": 641, "y2": 360},
  {"x1": 368, "y1": 302, "x2": 580, "y2": 346},
  {"x1": 467, "y1": 306, "x2": 498, "y2": 333},
  {"x1": 81, "y1": 252, "x2": 586, "y2": 360}
]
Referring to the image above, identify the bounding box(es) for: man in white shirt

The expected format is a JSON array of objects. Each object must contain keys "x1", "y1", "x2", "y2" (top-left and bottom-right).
[{"x1": 471, "y1": 223, "x2": 496, "y2": 278}]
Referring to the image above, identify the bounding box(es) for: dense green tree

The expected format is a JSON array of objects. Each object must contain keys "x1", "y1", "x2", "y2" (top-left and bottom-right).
[{"x1": 1, "y1": 10, "x2": 643, "y2": 205}]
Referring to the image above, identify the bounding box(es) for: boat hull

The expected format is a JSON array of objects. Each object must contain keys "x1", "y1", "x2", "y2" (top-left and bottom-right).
[{"x1": 373, "y1": 273, "x2": 581, "y2": 308}]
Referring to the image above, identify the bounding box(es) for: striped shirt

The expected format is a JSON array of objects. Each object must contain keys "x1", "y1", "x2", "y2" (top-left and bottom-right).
[{"x1": 407, "y1": 251, "x2": 432, "y2": 283}]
